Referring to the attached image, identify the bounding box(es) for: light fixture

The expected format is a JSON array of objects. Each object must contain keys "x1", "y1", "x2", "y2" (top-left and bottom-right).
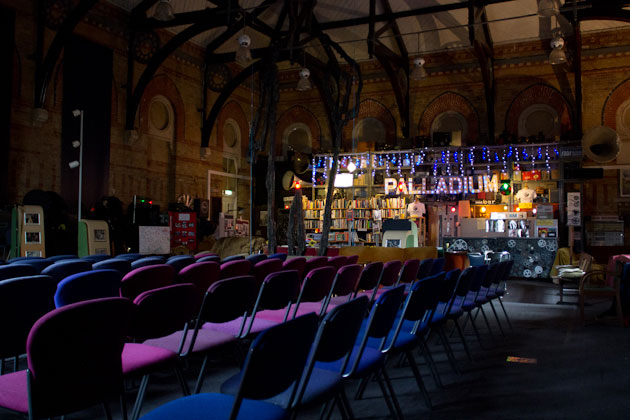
[
  {"x1": 410, "y1": 57, "x2": 428, "y2": 81},
  {"x1": 480, "y1": 206, "x2": 487, "y2": 214},
  {"x1": 538, "y1": 0, "x2": 560, "y2": 17},
  {"x1": 223, "y1": 189, "x2": 233, "y2": 196},
  {"x1": 235, "y1": 34, "x2": 252, "y2": 65},
  {"x1": 450, "y1": 206, "x2": 457, "y2": 213},
  {"x1": 153, "y1": 0, "x2": 175, "y2": 22},
  {"x1": 503, "y1": 205, "x2": 509, "y2": 211},
  {"x1": 70, "y1": 109, "x2": 84, "y2": 222},
  {"x1": 296, "y1": 67, "x2": 312, "y2": 91},
  {"x1": 549, "y1": 36, "x2": 567, "y2": 65},
  {"x1": 347, "y1": 161, "x2": 356, "y2": 173},
  {"x1": 68, "y1": 160, "x2": 79, "y2": 169}
]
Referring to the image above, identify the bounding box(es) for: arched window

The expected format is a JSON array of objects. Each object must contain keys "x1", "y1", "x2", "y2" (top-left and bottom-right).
[
  {"x1": 518, "y1": 104, "x2": 560, "y2": 140},
  {"x1": 147, "y1": 95, "x2": 175, "y2": 142},
  {"x1": 431, "y1": 111, "x2": 467, "y2": 146},
  {"x1": 282, "y1": 123, "x2": 312, "y2": 157},
  {"x1": 354, "y1": 117, "x2": 386, "y2": 151}
]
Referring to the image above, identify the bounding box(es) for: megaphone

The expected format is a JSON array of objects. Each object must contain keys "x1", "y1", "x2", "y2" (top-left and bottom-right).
[
  {"x1": 582, "y1": 126, "x2": 620, "y2": 163},
  {"x1": 282, "y1": 171, "x2": 296, "y2": 191},
  {"x1": 292, "y1": 152, "x2": 310, "y2": 174}
]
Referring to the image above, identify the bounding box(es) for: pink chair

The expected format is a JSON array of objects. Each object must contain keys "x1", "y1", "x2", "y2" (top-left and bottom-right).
[
  {"x1": 346, "y1": 255, "x2": 360, "y2": 265},
  {"x1": 286, "y1": 266, "x2": 337, "y2": 319},
  {"x1": 353, "y1": 262, "x2": 384, "y2": 299},
  {"x1": 397, "y1": 259, "x2": 421, "y2": 286},
  {"x1": 369, "y1": 260, "x2": 402, "y2": 302},
  {"x1": 120, "y1": 265, "x2": 175, "y2": 301},
  {"x1": 252, "y1": 259, "x2": 283, "y2": 287},
  {"x1": 219, "y1": 260, "x2": 251, "y2": 280},
  {"x1": 282, "y1": 257, "x2": 307, "y2": 279},
  {"x1": 178, "y1": 262, "x2": 221, "y2": 292},
  {"x1": 326, "y1": 256, "x2": 348, "y2": 270},
  {"x1": 303, "y1": 256, "x2": 329, "y2": 279},
  {"x1": 325, "y1": 264, "x2": 364, "y2": 311}
]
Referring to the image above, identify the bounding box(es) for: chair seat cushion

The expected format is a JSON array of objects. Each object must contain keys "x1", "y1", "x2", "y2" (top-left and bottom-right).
[
  {"x1": 140, "y1": 392, "x2": 289, "y2": 420},
  {"x1": 143, "y1": 329, "x2": 237, "y2": 355},
  {"x1": 0, "y1": 370, "x2": 28, "y2": 414},
  {"x1": 203, "y1": 317, "x2": 278, "y2": 337},
  {"x1": 122, "y1": 343, "x2": 177, "y2": 376}
]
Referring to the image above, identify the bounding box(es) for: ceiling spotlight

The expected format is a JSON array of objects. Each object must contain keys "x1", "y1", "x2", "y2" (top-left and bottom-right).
[
  {"x1": 347, "y1": 161, "x2": 356, "y2": 173},
  {"x1": 296, "y1": 67, "x2": 312, "y2": 91},
  {"x1": 410, "y1": 57, "x2": 428, "y2": 81},
  {"x1": 153, "y1": 0, "x2": 175, "y2": 22},
  {"x1": 538, "y1": 0, "x2": 560, "y2": 17},
  {"x1": 72, "y1": 141, "x2": 81, "y2": 148},
  {"x1": 235, "y1": 34, "x2": 252, "y2": 65},
  {"x1": 549, "y1": 36, "x2": 567, "y2": 65},
  {"x1": 69, "y1": 160, "x2": 79, "y2": 169}
]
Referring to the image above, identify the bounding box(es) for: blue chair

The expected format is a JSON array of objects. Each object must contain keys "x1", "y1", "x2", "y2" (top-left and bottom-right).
[
  {"x1": 54, "y1": 269, "x2": 123, "y2": 308},
  {"x1": 429, "y1": 257, "x2": 445, "y2": 275},
  {"x1": 220, "y1": 255, "x2": 245, "y2": 264},
  {"x1": 11, "y1": 258, "x2": 52, "y2": 274},
  {"x1": 7, "y1": 256, "x2": 43, "y2": 263},
  {"x1": 131, "y1": 256, "x2": 166, "y2": 270},
  {"x1": 442, "y1": 267, "x2": 476, "y2": 363},
  {"x1": 245, "y1": 254, "x2": 267, "y2": 266},
  {"x1": 196, "y1": 255, "x2": 220, "y2": 263},
  {"x1": 140, "y1": 313, "x2": 319, "y2": 420},
  {"x1": 93, "y1": 258, "x2": 132, "y2": 275},
  {"x1": 318, "y1": 286, "x2": 408, "y2": 420},
  {"x1": 114, "y1": 253, "x2": 143, "y2": 261},
  {"x1": 460, "y1": 265, "x2": 496, "y2": 347},
  {"x1": 416, "y1": 258, "x2": 434, "y2": 280},
  {"x1": 486, "y1": 260, "x2": 514, "y2": 330},
  {"x1": 468, "y1": 253, "x2": 485, "y2": 267},
  {"x1": 166, "y1": 255, "x2": 196, "y2": 273},
  {"x1": 46, "y1": 255, "x2": 78, "y2": 263},
  {"x1": 41, "y1": 259, "x2": 92, "y2": 285},
  {"x1": 267, "y1": 253, "x2": 288, "y2": 262},
  {"x1": 0, "y1": 264, "x2": 38, "y2": 281},
  {"x1": 80, "y1": 254, "x2": 112, "y2": 263}
]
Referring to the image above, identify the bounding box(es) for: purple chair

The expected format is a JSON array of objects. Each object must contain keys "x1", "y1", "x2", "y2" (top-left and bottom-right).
[
  {"x1": 0, "y1": 297, "x2": 134, "y2": 419},
  {"x1": 416, "y1": 258, "x2": 434, "y2": 280},
  {"x1": 252, "y1": 259, "x2": 283, "y2": 287},
  {"x1": 124, "y1": 284, "x2": 197, "y2": 420},
  {"x1": 196, "y1": 255, "x2": 220, "y2": 263},
  {"x1": 166, "y1": 255, "x2": 196, "y2": 273},
  {"x1": 0, "y1": 275, "x2": 56, "y2": 374},
  {"x1": 145, "y1": 275, "x2": 259, "y2": 394},
  {"x1": 282, "y1": 257, "x2": 307, "y2": 279},
  {"x1": 303, "y1": 256, "x2": 329, "y2": 279},
  {"x1": 353, "y1": 262, "x2": 384, "y2": 299},
  {"x1": 41, "y1": 259, "x2": 92, "y2": 285},
  {"x1": 346, "y1": 255, "x2": 360, "y2": 265},
  {"x1": 120, "y1": 264, "x2": 175, "y2": 301},
  {"x1": 323, "y1": 264, "x2": 364, "y2": 311},
  {"x1": 193, "y1": 251, "x2": 217, "y2": 260},
  {"x1": 219, "y1": 260, "x2": 251, "y2": 280},
  {"x1": 177, "y1": 261, "x2": 221, "y2": 293},
  {"x1": 0, "y1": 264, "x2": 38, "y2": 280},
  {"x1": 284, "y1": 266, "x2": 336, "y2": 319},
  {"x1": 93, "y1": 258, "x2": 132, "y2": 275},
  {"x1": 429, "y1": 257, "x2": 446, "y2": 275},
  {"x1": 397, "y1": 259, "x2": 421, "y2": 286},
  {"x1": 10, "y1": 258, "x2": 52, "y2": 274},
  {"x1": 131, "y1": 256, "x2": 166, "y2": 270},
  {"x1": 369, "y1": 260, "x2": 402, "y2": 301},
  {"x1": 326, "y1": 256, "x2": 348, "y2": 270},
  {"x1": 54, "y1": 269, "x2": 123, "y2": 308}
]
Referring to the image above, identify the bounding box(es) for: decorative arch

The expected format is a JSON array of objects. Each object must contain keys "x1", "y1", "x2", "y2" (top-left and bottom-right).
[
  {"x1": 217, "y1": 101, "x2": 249, "y2": 157},
  {"x1": 343, "y1": 99, "x2": 396, "y2": 151},
  {"x1": 140, "y1": 74, "x2": 185, "y2": 142},
  {"x1": 419, "y1": 92, "x2": 480, "y2": 145},
  {"x1": 505, "y1": 84, "x2": 573, "y2": 138},
  {"x1": 276, "y1": 105, "x2": 322, "y2": 157},
  {"x1": 602, "y1": 78, "x2": 630, "y2": 137}
]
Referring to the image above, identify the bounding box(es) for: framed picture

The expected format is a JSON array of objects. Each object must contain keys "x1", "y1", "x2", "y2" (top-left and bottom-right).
[
  {"x1": 25, "y1": 250, "x2": 41, "y2": 257},
  {"x1": 93, "y1": 229, "x2": 106, "y2": 242},
  {"x1": 386, "y1": 239, "x2": 401, "y2": 248},
  {"x1": 620, "y1": 170, "x2": 630, "y2": 197},
  {"x1": 25, "y1": 231, "x2": 41, "y2": 244},
  {"x1": 24, "y1": 213, "x2": 40, "y2": 225}
]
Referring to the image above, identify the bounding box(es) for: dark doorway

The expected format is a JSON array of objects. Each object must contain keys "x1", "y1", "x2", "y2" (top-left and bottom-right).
[
  {"x1": 61, "y1": 36, "x2": 112, "y2": 215},
  {"x1": 0, "y1": 8, "x2": 15, "y2": 203}
]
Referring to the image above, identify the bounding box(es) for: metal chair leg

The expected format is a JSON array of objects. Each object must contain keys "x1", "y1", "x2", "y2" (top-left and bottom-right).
[
  {"x1": 193, "y1": 355, "x2": 209, "y2": 394},
  {"x1": 338, "y1": 387, "x2": 355, "y2": 420},
  {"x1": 120, "y1": 390, "x2": 129, "y2": 420},
  {"x1": 420, "y1": 338, "x2": 443, "y2": 388},
  {"x1": 454, "y1": 318, "x2": 472, "y2": 361},
  {"x1": 479, "y1": 307, "x2": 496, "y2": 344},
  {"x1": 381, "y1": 367, "x2": 405, "y2": 420},
  {"x1": 498, "y1": 297, "x2": 513, "y2": 330},
  {"x1": 488, "y1": 301, "x2": 505, "y2": 336},
  {"x1": 174, "y1": 363, "x2": 190, "y2": 396},
  {"x1": 130, "y1": 374, "x2": 150, "y2": 420},
  {"x1": 375, "y1": 371, "x2": 399, "y2": 420},
  {"x1": 405, "y1": 350, "x2": 432, "y2": 409},
  {"x1": 437, "y1": 326, "x2": 460, "y2": 375},
  {"x1": 102, "y1": 402, "x2": 113, "y2": 420}
]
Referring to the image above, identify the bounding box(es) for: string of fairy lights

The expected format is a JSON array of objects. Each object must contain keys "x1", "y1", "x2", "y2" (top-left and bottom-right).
[{"x1": 311, "y1": 143, "x2": 560, "y2": 184}]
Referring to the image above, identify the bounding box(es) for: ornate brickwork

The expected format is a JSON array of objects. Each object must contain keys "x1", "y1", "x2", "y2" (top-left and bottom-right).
[
  {"x1": 217, "y1": 100, "x2": 249, "y2": 156},
  {"x1": 505, "y1": 84, "x2": 573, "y2": 137},
  {"x1": 602, "y1": 78, "x2": 630, "y2": 129},
  {"x1": 343, "y1": 99, "x2": 396, "y2": 151},
  {"x1": 140, "y1": 74, "x2": 185, "y2": 141},
  {"x1": 275, "y1": 105, "x2": 321, "y2": 156},
  {"x1": 418, "y1": 92, "x2": 480, "y2": 143}
]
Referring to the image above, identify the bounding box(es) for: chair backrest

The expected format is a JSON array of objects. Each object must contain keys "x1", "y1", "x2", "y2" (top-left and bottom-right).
[
  {"x1": 196, "y1": 255, "x2": 220, "y2": 263},
  {"x1": 0, "y1": 263, "x2": 38, "y2": 280},
  {"x1": 380, "y1": 260, "x2": 403, "y2": 287},
  {"x1": 296, "y1": 266, "x2": 337, "y2": 304},
  {"x1": 454, "y1": 267, "x2": 475, "y2": 298},
  {"x1": 429, "y1": 257, "x2": 446, "y2": 275},
  {"x1": 54, "y1": 269, "x2": 123, "y2": 308},
  {"x1": 80, "y1": 254, "x2": 112, "y2": 263},
  {"x1": 130, "y1": 283, "x2": 199, "y2": 341},
  {"x1": 438, "y1": 269, "x2": 461, "y2": 305},
  {"x1": 92, "y1": 258, "x2": 132, "y2": 275},
  {"x1": 346, "y1": 255, "x2": 359, "y2": 265},
  {"x1": 416, "y1": 258, "x2": 434, "y2": 280},
  {"x1": 267, "y1": 252, "x2": 288, "y2": 262},
  {"x1": 8, "y1": 256, "x2": 44, "y2": 263},
  {"x1": 356, "y1": 261, "x2": 384, "y2": 292},
  {"x1": 332, "y1": 264, "x2": 363, "y2": 297},
  {"x1": 252, "y1": 258, "x2": 283, "y2": 286},
  {"x1": 46, "y1": 255, "x2": 78, "y2": 263},
  {"x1": 398, "y1": 259, "x2": 421, "y2": 284},
  {"x1": 468, "y1": 253, "x2": 485, "y2": 267},
  {"x1": 578, "y1": 253, "x2": 594, "y2": 273},
  {"x1": 120, "y1": 264, "x2": 175, "y2": 301},
  {"x1": 0, "y1": 275, "x2": 56, "y2": 359},
  {"x1": 26, "y1": 297, "x2": 134, "y2": 419},
  {"x1": 220, "y1": 259, "x2": 252, "y2": 280},
  {"x1": 245, "y1": 254, "x2": 267, "y2": 266},
  {"x1": 41, "y1": 259, "x2": 92, "y2": 285},
  {"x1": 303, "y1": 256, "x2": 329, "y2": 277},
  {"x1": 177, "y1": 261, "x2": 221, "y2": 292},
  {"x1": 231, "y1": 313, "x2": 318, "y2": 410},
  {"x1": 113, "y1": 253, "x2": 142, "y2": 261},
  {"x1": 10, "y1": 258, "x2": 52, "y2": 274},
  {"x1": 291, "y1": 297, "x2": 369, "y2": 408},
  {"x1": 165, "y1": 255, "x2": 195, "y2": 273},
  {"x1": 467, "y1": 264, "x2": 488, "y2": 294},
  {"x1": 326, "y1": 256, "x2": 347, "y2": 270},
  {"x1": 131, "y1": 256, "x2": 166, "y2": 269},
  {"x1": 193, "y1": 251, "x2": 217, "y2": 260},
  {"x1": 256, "y1": 270, "x2": 302, "y2": 311},
  {"x1": 198, "y1": 275, "x2": 259, "y2": 324},
  {"x1": 482, "y1": 263, "x2": 500, "y2": 289},
  {"x1": 282, "y1": 257, "x2": 307, "y2": 279},
  {"x1": 221, "y1": 255, "x2": 245, "y2": 264}
]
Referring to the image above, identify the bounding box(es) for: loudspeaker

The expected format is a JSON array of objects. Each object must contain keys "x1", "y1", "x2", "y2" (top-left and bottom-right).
[{"x1": 194, "y1": 199, "x2": 209, "y2": 220}]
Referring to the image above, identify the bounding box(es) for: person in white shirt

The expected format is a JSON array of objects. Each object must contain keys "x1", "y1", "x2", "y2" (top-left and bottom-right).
[
  {"x1": 515, "y1": 184, "x2": 537, "y2": 203},
  {"x1": 407, "y1": 196, "x2": 426, "y2": 218}
]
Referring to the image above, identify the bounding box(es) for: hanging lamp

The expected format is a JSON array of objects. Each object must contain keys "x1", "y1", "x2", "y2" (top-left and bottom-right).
[
  {"x1": 410, "y1": 57, "x2": 428, "y2": 80},
  {"x1": 153, "y1": 0, "x2": 175, "y2": 21},
  {"x1": 549, "y1": 36, "x2": 567, "y2": 65}
]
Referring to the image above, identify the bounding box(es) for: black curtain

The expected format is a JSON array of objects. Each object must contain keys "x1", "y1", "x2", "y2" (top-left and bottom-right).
[
  {"x1": 61, "y1": 36, "x2": 112, "y2": 215},
  {"x1": 0, "y1": 8, "x2": 15, "y2": 203}
]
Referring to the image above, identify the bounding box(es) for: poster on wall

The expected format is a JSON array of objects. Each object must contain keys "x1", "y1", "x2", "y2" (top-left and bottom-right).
[
  {"x1": 620, "y1": 170, "x2": 630, "y2": 197},
  {"x1": 567, "y1": 192, "x2": 581, "y2": 226}
]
